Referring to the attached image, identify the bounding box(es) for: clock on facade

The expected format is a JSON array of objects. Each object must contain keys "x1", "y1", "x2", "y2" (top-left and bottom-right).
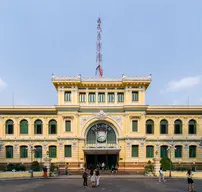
[{"x1": 97, "y1": 131, "x2": 107, "y2": 143}]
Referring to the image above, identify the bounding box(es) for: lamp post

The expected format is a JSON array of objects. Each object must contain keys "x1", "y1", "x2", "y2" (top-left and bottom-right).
[
  {"x1": 167, "y1": 141, "x2": 176, "y2": 177},
  {"x1": 29, "y1": 146, "x2": 36, "y2": 178}
]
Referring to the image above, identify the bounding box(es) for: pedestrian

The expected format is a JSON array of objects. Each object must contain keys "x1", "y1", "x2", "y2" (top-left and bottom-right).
[
  {"x1": 187, "y1": 169, "x2": 195, "y2": 192},
  {"x1": 101, "y1": 162, "x2": 105, "y2": 170},
  {"x1": 90, "y1": 170, "x2": 96, "y2": 187},
  {"x1": 82, "y1": 168, "x2": 88, "y2": 188},
  {"x1": 159, "y1": 167, "x2": 165, "y2": 182},
  {"x1": 111, "y1": 165, "x2": 115, "y2": 174},
  {"x1": 43, "y1": 166, "x2": 48, "y2": 178},
  {"x1": 65, "y1": 163, "x2": 69, "y2": 175},
  {"x1": 95, "y1": 168, "x2": 100, "y2": 186}
]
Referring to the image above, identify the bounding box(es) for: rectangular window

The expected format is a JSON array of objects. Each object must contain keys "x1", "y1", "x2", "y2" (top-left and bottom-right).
[
  {"x1": 108, "y1": 93, "x2": 115, "y2": 102},
  {"x1": 189, "y1": 146, "x2": 196, "y2": 158},
  {"x1": 79, "y1": 93, "x2": 86, "y2": 102},
  {"x1": 146, "y1": 146, "x2": 154, "y2": 158},
  {"x1": 49, "y1": 146, "x2": 57, "y2": 158},
  {"x1": 132, "y1": 145, "x2": 139, "y2": 157},
  {"x1": 88, "y1": 93, "x2": 96, "y2": 102},
  {"x1": 65, "y1": 120, "x2": 71, "y2": 132},
  {"x1": 175, "y1": 146, "x2": 182, "y2": 158},
  {"x1": 98, "y1": 93, "x2": 105, "y2": 103},
  {"x1": 20, "y1": 147, "x2": 28, "y2": 158},
  {"x1": 64, "y1": 91, "x2": 71, "y2": 102},
  {"x1": 132, "y1": 91, "x2": 139, "y2": 102},
  {"x1": 117, "y1": 93, "x2": 124, "y2": 102},
  {"x1": 132, "y1": 120, "x2": 138, "y2": 132},
  {"x1": 64, "y1": 145, "x2": 72, "y2": 157},
  {"x1": 160, "y1": 146, "x2": 168, "y2": 158},
  {"x1": 35, "y1": 146, "x2": 42, "y2": 158},
  {"x1": 6, "y1": 146, "x2": 13, "y2": 158}
]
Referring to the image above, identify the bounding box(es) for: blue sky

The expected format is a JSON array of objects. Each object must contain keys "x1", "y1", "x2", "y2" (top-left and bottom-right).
[{"x1": 0, "y1": 0, "x2": 202, "y2": 106}]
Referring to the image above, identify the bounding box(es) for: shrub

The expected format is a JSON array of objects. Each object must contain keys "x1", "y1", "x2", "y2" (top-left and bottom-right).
[
  {"x1": 144, "y1": 160, "x2": 154, "y2": 174},
  {"x1": 31, "y1": 161, "x2": 40, "y2": 171},
  {"x1": 6, "y1": 164, "x2": 16, "y2": 171},
  {"x1": 160, "y1": 157, "x2": 173, "y2": 171},
  {"x1": 16, "y1": 164, "x2": 26, "y2": 171}
]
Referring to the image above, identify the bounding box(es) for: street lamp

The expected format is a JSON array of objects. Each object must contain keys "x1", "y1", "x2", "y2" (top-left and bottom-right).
[
  {"x1": 28, "y1": 146, "x2": 36, "y2": 178},
  {"x1": 167, "y1": 141, "x2": 176, "y2": 177}
]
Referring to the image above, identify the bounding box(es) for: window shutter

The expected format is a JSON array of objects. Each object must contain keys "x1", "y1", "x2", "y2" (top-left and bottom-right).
[
  {"x1": 20, "y1": 121, "x2": 28, "y2": 134},
  {"x1": 65, "y1": 121, "x2": 71, "y2": 132},
  {"x1": 175, "y1": 146, "x2": 182, "y2": 158},
  {"x1": 161, "y1": 146, "x2": 168, "y2": 158},
  {"x1": 132, "y1": 145, "x2": 138, "y2": 157},
  {"x1": 132, "y1": 120, "x2": 138, "y2": 132},
  {"x1": 6, "y1": 146, "x2": 13, "y2": 158},
  {"x1": 146, "y1": 146, "x2": 154, "y2": 158},
  {"x1": 49, "y1": 146, "x2": 57, "y2": 158},
  {"x1": 35, "y1": 146, "x2": 42, "y2": 158},
  {"x1": 65, "y1": 145, "x2": 72, "y2": 157}
]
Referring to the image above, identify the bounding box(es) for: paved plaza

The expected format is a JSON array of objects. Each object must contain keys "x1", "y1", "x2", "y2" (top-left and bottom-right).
[{"x1": 0, "y1": 178, "x2": 201, "y2": 192}]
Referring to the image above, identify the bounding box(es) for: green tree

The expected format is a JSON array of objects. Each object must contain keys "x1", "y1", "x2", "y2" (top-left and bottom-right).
[{"x1": 160, "y1": 157, "x2": 173, "y2": 171}]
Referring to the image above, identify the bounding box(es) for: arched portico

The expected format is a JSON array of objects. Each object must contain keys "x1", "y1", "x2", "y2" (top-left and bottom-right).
[{"x1": 83, "y1": 120, "x2": 121, "y2": 170}]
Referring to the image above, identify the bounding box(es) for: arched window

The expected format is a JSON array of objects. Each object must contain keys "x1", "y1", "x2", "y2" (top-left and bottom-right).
[
  {"x1": 146, "y1": 120, "x2": 154, "y2": 134},
  {"x1": 189, "y1": 145, "x2": 196, "y2": 158},
  {"x1": 49, "y1": 120, "x2": 57, "y2": 134},
  {"x1": 86, "y1": 123, "x2": 117, "y2": 144},
  {"x1": 160, "y1": 145, "x2": 168, "y2": 158},
  {"x1": 107, "y1": 128, "x2": 116, "y2": 144},
  {"x1": 5, "y1": 119, "x2": 14, "y2": 134},
  {"x1": 146, "y1": 145, "x2": 154, "y2": 158},
  {"x1": 188, "y1": 119, "x2": 196, "y2": 134},
  {"x1": 35, "y1": 146, "x2": 42, "y2": 158},
  {"x1": 49, "y1": 146, "x2": 57, "y2": 158},
  {"x1": 160, "y1": 119, "x2": 168, "y2": 134},
  {"x1": 86, "y1": 129, "x2": 96, "y2": 144},
  {"x1": 175, "y1": 145, "x2": 182, "y2": 158},
  {"x1": 174, "y1": 119, "x2": 182, "y2": 134},
  {"x1": 34, "y1": 119, "x2": 43, "y2": 134},
  {"x1": 20, "y1": 119, "x2": 28, "y2": 134},
  {"x1": 6, "y1": 146, "x2": 13, "y2": 158},
  {"x1": 20, "y1": 146, "x2": 28, "y2": 158}
]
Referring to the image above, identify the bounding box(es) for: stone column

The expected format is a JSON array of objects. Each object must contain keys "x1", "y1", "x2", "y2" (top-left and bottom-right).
[{"x1": 153, "y1": 148, "x2": 161, "y2": 176}]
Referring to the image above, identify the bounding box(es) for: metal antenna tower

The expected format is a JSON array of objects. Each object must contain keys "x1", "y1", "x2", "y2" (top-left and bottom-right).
[{"x1": 96, "y1": 17, "x2": 103, "y2": 77}]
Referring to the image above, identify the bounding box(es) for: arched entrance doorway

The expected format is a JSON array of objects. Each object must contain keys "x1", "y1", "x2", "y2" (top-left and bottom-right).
[{"x1": 83, "y1": 122, "x2": 120, "y2": 170}]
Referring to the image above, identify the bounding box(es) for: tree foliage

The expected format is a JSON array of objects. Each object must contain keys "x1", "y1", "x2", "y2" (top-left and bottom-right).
[{"x1": 160, "y1": 157, "x2": 173, "y2": 171}]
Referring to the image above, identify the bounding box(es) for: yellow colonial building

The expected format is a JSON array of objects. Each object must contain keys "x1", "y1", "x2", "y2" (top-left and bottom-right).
[{"x1": 0, "y1": 74, "x2": 202, "y2": 172}]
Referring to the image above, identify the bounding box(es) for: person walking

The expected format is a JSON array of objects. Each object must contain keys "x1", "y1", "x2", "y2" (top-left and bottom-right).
[
  {"x1": 159, "y1": 167, "x2": 165, "y2": 182},
  {"x1": 187, "y1": 169, "x2": 195, "y2": 192},
  {"x1": 101, "y1": 162, "x2": 105, "y2": 170},
  {"x1": 111, "y1": 165, "x2": 115, "y2": 174},
  {"x1": 95, "y1": 168, "x2": 100, "y2": 186},
  {"x1": 82, "y1": 169, "x2": 88, "y2": 188},
  {"x1": 90, "y1": 170, "x2": 96, "y2": 187},
  {"x1": 43, "y1": 166, "x2": 48, "y2": 178}
]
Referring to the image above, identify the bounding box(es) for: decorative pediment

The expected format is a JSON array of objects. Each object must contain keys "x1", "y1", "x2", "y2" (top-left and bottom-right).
[{"x1": 95, "y1": 110, "x2": 107, "y2": 120}]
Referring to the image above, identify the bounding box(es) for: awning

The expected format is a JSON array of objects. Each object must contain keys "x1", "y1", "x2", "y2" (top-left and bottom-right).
[{"x1": 83, "y1": 148, "x2": 121, "y2": 155}]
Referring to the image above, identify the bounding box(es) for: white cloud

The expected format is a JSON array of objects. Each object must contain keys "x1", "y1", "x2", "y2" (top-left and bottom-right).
[
  {"x1": 0, "y1": 78, "x2": 7, "y2": 90},
  {"x1": 165, "y1": 75, "x2": 201, "y2": 92}
]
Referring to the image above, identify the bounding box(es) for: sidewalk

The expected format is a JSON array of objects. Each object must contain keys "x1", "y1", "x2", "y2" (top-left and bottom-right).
[{"x1": 0, "y1": 174, "x2": 188, "y2": 181}]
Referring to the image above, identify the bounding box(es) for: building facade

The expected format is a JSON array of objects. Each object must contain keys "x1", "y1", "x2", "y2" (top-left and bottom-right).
[{"x1": 0, "y1": 74, "x2": 202, "y2": 171}]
